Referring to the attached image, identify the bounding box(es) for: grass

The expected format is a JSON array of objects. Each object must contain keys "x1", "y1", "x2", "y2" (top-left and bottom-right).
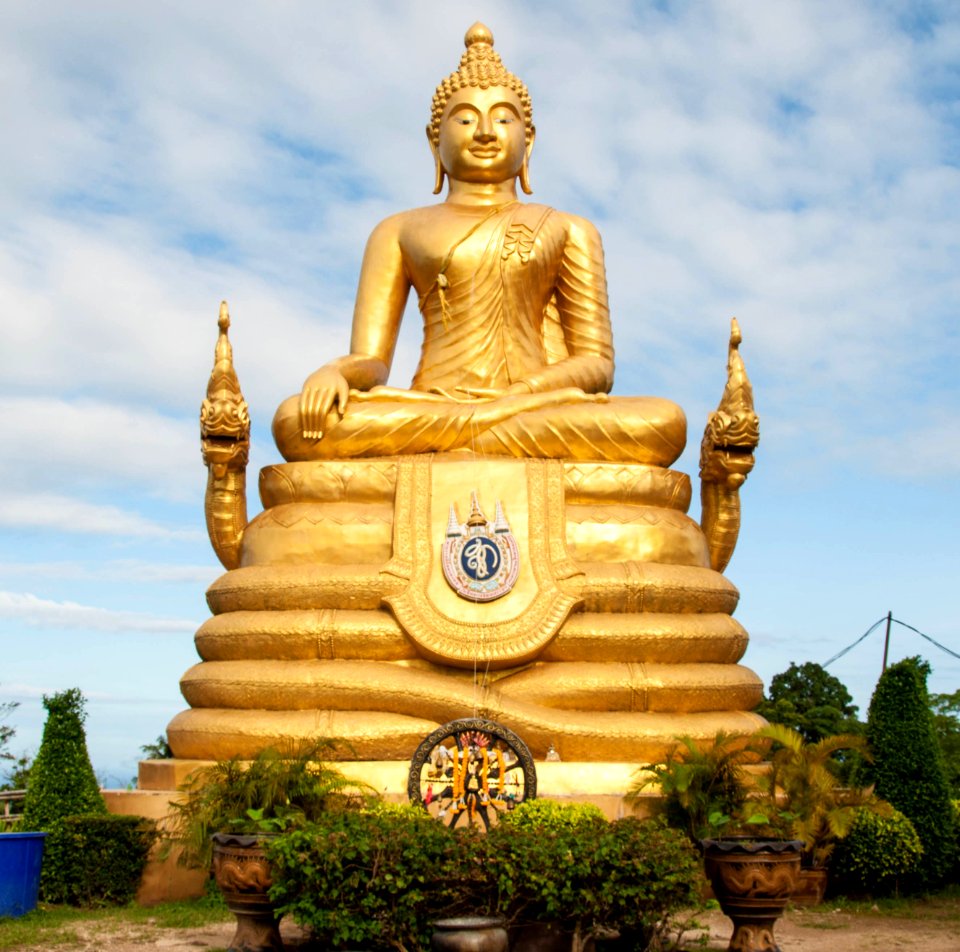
[
  {"x1": 0, "y1": 894, "x2": 232, "y2": 950},
  {"x1": 790, "y1": 884, "x2": 960, "y2": 925}
]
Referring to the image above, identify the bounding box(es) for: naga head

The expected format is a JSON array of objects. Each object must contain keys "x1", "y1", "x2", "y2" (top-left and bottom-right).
[
  {"x1": 700, "y1": 318, "x2": 760, "y2": 487},
  {"x1": 200, "y1": 301, "x2": 251, "y2": 478}
]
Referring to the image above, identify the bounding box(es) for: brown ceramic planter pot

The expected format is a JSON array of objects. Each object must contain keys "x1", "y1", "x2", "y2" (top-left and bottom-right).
[
  {"x1": 701, "y1": 838, "x2": 803, "y2": 952},
  {"x1": 790, "y1": 866, "x2": 828, "y2": 906},
  {"x1": 211, "y1": 832, "x2": 282, "y2": 952}
]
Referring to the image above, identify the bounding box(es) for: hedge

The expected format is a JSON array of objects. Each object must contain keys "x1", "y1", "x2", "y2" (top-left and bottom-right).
[{"x1": 41, "y1": 814, "x2": 158, "y2": 905}]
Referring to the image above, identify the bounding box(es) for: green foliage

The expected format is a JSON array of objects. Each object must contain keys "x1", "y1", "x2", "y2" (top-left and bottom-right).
[
  {"x1": 139, "y1": 733, "x2": 173, "y2": 759},
  {"x1": 865, "y1": 656, "x2": 957, "y2": 887},
  {"x1": 165, "y1": 740, "x2": 366, "y2": 868},
  {"x1": 830, "y1": 806, "x2": 923, "y2": 897},
  {"x1": 756, "y1": 662, "x2": 863, "y2": 751},
  {"x1": 628, "y1": 732, "x2": 762, "y2": 843},
  {"x1": 268, "y1": 803, "x2": 461, "y2": 951},
  {"x1": 756, "y1": 722, "x2": 874, "y2": 867},
  {"x1": 268, "y1": 802, "x2": 702, "y2": 952},
  {"x1": 20, "y1": 688, "x2": 105, "y2": 831},
  {"x1": 482, "y1": 810, "x2": 701, "y2": 949},
  {"x1": 0, "y1": 697, "x2": 18, "y2": 763},
  {"x1": 2, "y1": 752, "x2": 33, "y2": 792},
  {"x1": 497, "y1": 797, "x2": 606, "y2": 832},
  {"x1": 39, "y1": 814, "x2": 158, "y2": 906},
  {"x1": 930, "y1": 689, "x2": 960, "y2": 797}
]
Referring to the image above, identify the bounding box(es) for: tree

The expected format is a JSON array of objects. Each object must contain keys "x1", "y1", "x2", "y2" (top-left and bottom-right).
[
  {"x1": 756, "y1": 662, "x2": 862, "y2": 744},
  {"x1": 865, "y1": 656, "x2": 956, "y2": 887},
  {"x1": 1, "y1": 697, "x2": 18, "y2": 763},
  {"x1": 929, "y1": 689, "x2": 960, "y2": 798},
  {"x1": 0, "y1": 696, "x2": 28, "y2": 791},
  {"x1": 2, "y1": 753, "x2": 33, "y2": 792},
  {"x1": 21, "y1": 688, "x2": 106, "y2": 831},
  {"x1": 140, "y1": 733, "x2": 172, "y2": 759}
]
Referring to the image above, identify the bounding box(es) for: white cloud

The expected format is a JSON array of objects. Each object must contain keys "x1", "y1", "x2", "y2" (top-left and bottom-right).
[
  {"x1": 0, "y1": 591, "x2": 197, "y2": 634},
  {"x1": 0, "y1": 493, "x2": 201, "y2": 540},
  {"x1": 0, "y1": 559, "x2": 217, "y2": 585}
]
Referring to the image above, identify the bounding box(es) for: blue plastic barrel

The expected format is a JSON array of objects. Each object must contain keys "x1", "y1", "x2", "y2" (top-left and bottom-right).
[{"x1": 0, "y1": 832, "x2": 48, "y2": 918}]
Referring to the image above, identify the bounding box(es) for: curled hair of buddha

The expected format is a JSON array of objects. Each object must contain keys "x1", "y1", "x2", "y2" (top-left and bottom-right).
[{"x1": 429, "y1": 22, "x2": 534, "y2": 148}]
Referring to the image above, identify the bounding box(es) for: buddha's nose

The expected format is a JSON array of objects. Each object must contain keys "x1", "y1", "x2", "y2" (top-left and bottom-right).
[{"x1": 474, "y1": 117, "x2": 495, "y2": 142}]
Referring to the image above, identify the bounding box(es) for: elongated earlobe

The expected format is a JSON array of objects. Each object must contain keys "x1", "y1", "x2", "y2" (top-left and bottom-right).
[
  {"x1": 519, "y1": 157, "x2": 533, "y2": 195},
  {"x1": 427, "y1": 124, "x2": 446, "y2": 195},
  {"x1": 433, "y1": 154, "x2": 446, "y2": 195},
  {"x1": 519, "y1": 127, "x2": 535, "y2": 195}
]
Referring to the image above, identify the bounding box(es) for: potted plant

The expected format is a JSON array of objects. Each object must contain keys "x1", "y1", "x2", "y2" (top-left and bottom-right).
[
  {"x1": 630, "y1": 732, "x2": 803, "y2": 952},
  {"x1": 166, "y1": 740, "x2": 365, "y2": 952},
  {"x1": 754, "y1": 723, "x2": 876, "y2": 905},
  {"x1": 628, "y1": 732, "x2": 768, "y2": 844}
]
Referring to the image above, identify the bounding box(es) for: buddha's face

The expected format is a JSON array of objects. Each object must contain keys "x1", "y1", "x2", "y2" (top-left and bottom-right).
[{"x1": 436, "y1": 85, "x2": 531, "y2": 185}]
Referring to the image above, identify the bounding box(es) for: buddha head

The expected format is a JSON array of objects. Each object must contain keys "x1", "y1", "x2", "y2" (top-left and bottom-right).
[{"x1": 428, "y1": 23, "x2": 536, "y2": 195}]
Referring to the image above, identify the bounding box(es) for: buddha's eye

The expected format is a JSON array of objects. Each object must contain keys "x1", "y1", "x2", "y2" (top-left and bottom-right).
[{"x1": 494, "y1": 117, "x2": 513, "y2": 124}]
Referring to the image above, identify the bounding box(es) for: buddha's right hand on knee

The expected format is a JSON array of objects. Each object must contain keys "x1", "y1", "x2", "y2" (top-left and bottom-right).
[{"x1": 300, "y1": 367, "x2": 350, "y2": 440}]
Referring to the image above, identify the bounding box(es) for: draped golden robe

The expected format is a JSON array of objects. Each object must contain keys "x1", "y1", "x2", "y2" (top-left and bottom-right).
[{"x1": 272, "y1": 202, "x2": 686, "y2": 465}]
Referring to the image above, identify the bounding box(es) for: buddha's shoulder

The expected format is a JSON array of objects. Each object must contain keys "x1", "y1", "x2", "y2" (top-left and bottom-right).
[{"x1": 512, "y1": 204, "x2": 602, "y2": 245}]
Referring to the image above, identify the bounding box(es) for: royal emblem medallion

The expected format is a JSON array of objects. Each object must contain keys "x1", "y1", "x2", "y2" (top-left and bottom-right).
[
  {"x1": 382, "y1": 456, "x2": 582, "y2": 668},
  {"x1": 441, "y1": 492, "x2": 520, "y2": 601}
]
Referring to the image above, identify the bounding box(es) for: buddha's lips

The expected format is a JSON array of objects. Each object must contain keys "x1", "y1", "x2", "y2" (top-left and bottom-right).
[{"x1": 469, "y1": 147, "x2": 500, "y2": 157}]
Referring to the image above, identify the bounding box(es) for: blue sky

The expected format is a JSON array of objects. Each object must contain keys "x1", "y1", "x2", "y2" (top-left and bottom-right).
[{"x1": 1, "y1": 1, "x2": 958, "y2": 786}]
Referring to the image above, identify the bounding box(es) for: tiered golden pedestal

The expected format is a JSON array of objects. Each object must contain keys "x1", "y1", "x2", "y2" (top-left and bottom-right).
[{"x1": 168, "y1": 455, "x2": 763, "y2": 765}]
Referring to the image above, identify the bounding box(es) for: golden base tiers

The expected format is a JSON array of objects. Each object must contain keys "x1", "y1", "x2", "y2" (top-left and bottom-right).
[
  {"x1": 172, "y1": 456, "x2": 762, "y2": 764},
  {"x1": 168, "y1": 707, "x2": 764, "y2": 763},
  {"x1": 194, "y1": 610, "x2": 748, "y2": 665},
  {"x1": 246, "y1": 459, "x2": 699, "y2": 568},
  {"x1": 180, "y1": 660, "x2": 762, "y2": 714},
  {"x1": 204, "y1": 561, "x2": 738, "y2": 616}
]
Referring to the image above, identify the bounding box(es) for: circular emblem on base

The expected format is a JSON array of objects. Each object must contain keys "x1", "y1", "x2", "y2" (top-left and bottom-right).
[
  {"x1": 441, "y1": 493, "x2": 520, "y2": 602},
  {"x1": 408, "y1": 718, "x2": 537, "y2": 829}
]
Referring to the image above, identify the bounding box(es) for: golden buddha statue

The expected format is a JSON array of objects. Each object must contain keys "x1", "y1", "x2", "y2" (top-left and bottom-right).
[
  {"x1": 168, "y1": 23, "x2": 764, "y2": 765},
  {"x1": 272, "y1": 22, "x2": 683, "y2": 467}
]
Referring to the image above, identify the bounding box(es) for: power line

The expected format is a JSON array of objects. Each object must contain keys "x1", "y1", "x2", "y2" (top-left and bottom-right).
[
  {"x1": 822, "y1": 617, "x2": 885, "y2": 668},
  {"x1": 823, "y1": 615, "x2": 960, "y2": 668},
  {"x1": 892, "y1": 617, "x2": 960, "y2": 662}
]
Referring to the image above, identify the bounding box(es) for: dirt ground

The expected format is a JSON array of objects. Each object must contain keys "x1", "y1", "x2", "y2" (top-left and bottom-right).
[
  {"x1": 8, "y1": 904, "x2": 960, "y2": 952},
  {"x1": 687, "y1": 906, "x2": 960, "y2": 950}
]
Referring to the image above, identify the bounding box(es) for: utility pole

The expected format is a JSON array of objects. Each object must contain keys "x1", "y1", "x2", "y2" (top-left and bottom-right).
[{"x1": 881, "y1": 610, "x2": 893, "y2": 672}]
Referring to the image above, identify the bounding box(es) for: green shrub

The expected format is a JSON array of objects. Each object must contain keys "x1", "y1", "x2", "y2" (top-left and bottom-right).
[
  {"x1": 481, "y1": 810, "x2": 701, "y2": 949},
  {"x1": 269, "y1": 802, "x2": 702, "y2": 952},
  {"x1": 497, "y1": 797, "x2": 606, "y2": 832},
  {"x1": 21, "y1": 688, "x2": 105, "y2": 831},
  {"x1": 267, "y1": 803, "x2": 461, "y2": 951},
  {"x1": 865, "y1": 657, "x2": 956, "y2": 887},
  {"x1": 830, "y1": 806, "x2": 923, "y2": 897},
  {"x1": 40, "y1": 814, "x2": 158, "y2": 905}
]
